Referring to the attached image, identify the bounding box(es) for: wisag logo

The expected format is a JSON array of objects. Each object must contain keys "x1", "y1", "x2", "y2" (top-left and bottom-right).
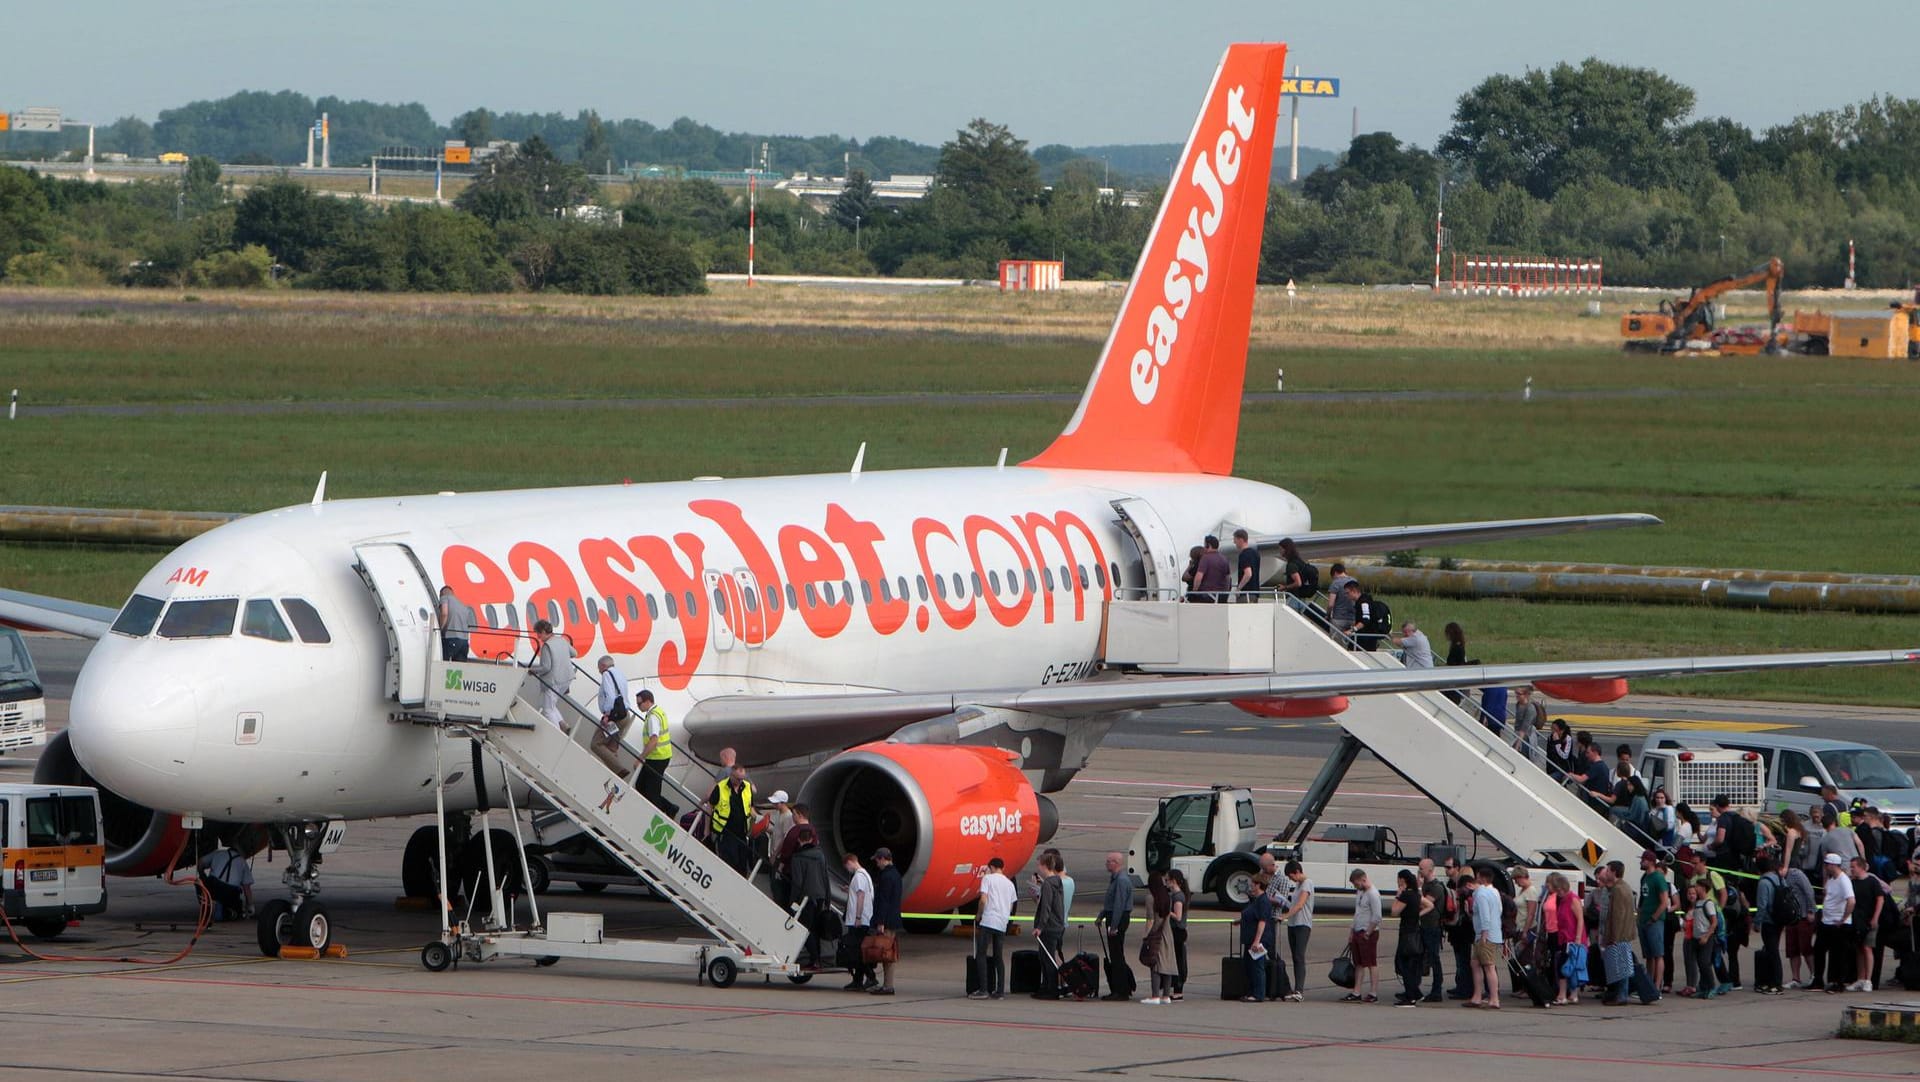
[{"x1": 443, "y1": 669, "x2": 498, "y2": 694}]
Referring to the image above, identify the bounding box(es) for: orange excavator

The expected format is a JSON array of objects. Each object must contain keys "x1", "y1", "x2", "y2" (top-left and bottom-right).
[{"x1": 1620, "y1": 257, "x2": 1785, "y2": 354}]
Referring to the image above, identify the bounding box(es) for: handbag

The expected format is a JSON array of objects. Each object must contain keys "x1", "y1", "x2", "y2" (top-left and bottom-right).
[
  {"x1": 1328, "y1": 947, "x2": 1356, "y2": 989},
  {"x1": 861, "y1": 930, "x2": 899, "y2": 965},
  {"x1": 1138, "y1": 919, "x2": 1162, "y2": 969}
]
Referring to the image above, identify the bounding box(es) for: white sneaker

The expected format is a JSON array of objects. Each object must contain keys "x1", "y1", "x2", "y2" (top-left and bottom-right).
[
  {"x1": 1785, "y1": 980, "x2": 1801, "y2": 990},
  {"x1": 1850, "y1": 980, "x2": 1873, "y2": 992},
  {"x1": 1138, "y1": 997, "x2": 1164, "y2": 1005}
]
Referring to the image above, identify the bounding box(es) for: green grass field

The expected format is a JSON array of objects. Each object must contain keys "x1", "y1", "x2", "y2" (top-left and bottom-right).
[{"x1": 3, "y1": 286, "x2": 1918, "y2": 704}]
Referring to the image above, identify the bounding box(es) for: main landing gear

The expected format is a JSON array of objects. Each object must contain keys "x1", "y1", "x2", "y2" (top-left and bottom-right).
[{"x1": 255, "y1": 821, "x2": 336, "y2": 957}]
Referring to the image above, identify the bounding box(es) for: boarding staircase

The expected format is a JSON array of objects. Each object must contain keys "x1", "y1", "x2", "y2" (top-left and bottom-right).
[
  {"x1": 417, "y1": 660, "x2": 809, "y2": 964},
  {"x1": 1104, "y1": 592, "x2": 1644, "y2": 885}
]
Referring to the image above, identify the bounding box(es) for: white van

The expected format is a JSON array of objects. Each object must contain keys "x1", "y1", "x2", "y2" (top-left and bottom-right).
[
  {"x1": 0, "y1": 629, "x2": 49, "y2": 752},
  {"x1": 1, "y1": 784, "x2": 108, "y2": 939},
  {"x1": 1640, "y1": 731, "x2": 1919, "y2": 830}
]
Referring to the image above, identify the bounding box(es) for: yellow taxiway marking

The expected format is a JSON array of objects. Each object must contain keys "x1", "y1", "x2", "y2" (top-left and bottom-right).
[
  {"x1": 1179, "y1": 729, "x2": 1212, "y2": 734},
  {"x1": 1553, "y1": 713, "x2": 1798, "y2": 735},
  {"x1": 1225, "y1": 726, "x2": 1258, "y2": 732}
]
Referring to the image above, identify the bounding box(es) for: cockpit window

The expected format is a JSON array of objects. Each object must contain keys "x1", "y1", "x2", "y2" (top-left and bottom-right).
[
  {"x1": 111, "y1": 594, "x2": 165, "y2": 637},
  {"x1": 279, "y1": 598, "x2": 332, "y2": 644},
  {"x1": 242, "y1": 599, "x2": 294, "y2": 642},
  {"x1": 157, "y1": 598, "x2": 238, "y2": 639}
]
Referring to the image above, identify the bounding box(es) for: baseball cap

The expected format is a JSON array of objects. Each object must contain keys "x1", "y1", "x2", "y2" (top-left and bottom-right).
[
  {"x1": 1823, "y1": 853, "x2": 1845, "y2": 866},
  {"x1": 873, "y1": 847, "x2": 893, "y2": 861},
  {"x1": 767, "y1": 790, "x2": 790, "y2": 804},
  {"x1": 1640, "y1": 850, "x2": 1662, "y2": 864}
]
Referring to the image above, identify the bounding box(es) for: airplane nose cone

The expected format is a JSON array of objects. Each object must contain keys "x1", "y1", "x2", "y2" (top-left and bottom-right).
[{"x1": 69, "y1": 648, "x2": 201, "y2": 801}]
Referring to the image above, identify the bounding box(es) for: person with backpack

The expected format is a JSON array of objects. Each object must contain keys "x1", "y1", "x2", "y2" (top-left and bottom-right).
[
  {"x1": 1682, "y1": 879, "x2": 1724, "y2": 998},
  {"x1": 1850, "y1": 855, "x2": 1891, "y2": 992},
  {"x1": 1266, "y1": 534, "x2": 1317, "y2": 602},
  {"x1": 1753, "y1": 854, "x2": 1791, "y2": 994},
  {"x1": 1708, "y1": 794, "x2": 1755, "y2": 874},
  {"x1": 1782, "y1": 859, "x2": 1818, "y2": 989},
  {"x1": 1341, "y1": 580, "x2": 1391, "y2": 651}
]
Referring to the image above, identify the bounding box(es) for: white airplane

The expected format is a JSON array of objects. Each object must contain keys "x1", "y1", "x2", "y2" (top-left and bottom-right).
[{"x1": 2, "y1": 43, "x2": 1912, "y2": 955}]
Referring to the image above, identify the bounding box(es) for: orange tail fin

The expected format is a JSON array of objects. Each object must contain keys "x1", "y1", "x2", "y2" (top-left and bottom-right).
[{"x1": 1024, "y1": 43, "x2": 1287, "y2": 475}]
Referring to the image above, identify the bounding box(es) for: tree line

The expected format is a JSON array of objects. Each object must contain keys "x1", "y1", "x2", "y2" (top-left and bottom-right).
[{"x1": 1, "y1": 59, "x2": 1914, "y2": 293}]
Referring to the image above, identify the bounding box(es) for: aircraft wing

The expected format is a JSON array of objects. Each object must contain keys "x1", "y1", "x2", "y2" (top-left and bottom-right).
[
  {"x1": 1262, "y1": 513, "x2": 1661, "y2": 559},
  {"x1": 685, "y1": 647, "x2": 1917, "y2": 764},
  {"x1": 0, "y1": 588, "x2": 116, "y2": 639}
]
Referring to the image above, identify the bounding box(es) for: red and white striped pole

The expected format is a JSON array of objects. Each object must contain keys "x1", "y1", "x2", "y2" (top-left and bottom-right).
[
  {"x1": 747, "y1": 170, "x2": 756, "y2": 288},
  {"x1": 1845, "y1": 238, "x2": 1856, "y2": 290}
]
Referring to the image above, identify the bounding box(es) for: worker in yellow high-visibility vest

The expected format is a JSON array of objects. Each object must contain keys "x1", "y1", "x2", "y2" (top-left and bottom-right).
[
  {"x1": 707, "y1": 763, "x2": 755, "y2": 876},
  {"x1": 636, "y1": 689, "x2": 675, "y2": 814}
]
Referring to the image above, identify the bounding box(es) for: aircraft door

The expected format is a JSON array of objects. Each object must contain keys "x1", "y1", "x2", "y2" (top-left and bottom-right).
[
  {"x1": 703, "y1": 569, "x2": 737, "y2": 653},
  {"x1": 1111, "y1": 497, "x2": 1182, "y2": 600},
  {"x1": 732, "y1": 568, "x2": 766, "y2": 648},
  {"x1": 351, "y1": 542, "x2": 439, "y2": 707}
]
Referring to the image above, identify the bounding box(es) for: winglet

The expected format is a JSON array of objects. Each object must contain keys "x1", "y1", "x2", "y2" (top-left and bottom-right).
[
  {"x1": 1024, "y1": 42, "x2": 1288, "y2": 475},
  {"x1": 311, "y1": 471, "x2": 328, "y2": 506}
]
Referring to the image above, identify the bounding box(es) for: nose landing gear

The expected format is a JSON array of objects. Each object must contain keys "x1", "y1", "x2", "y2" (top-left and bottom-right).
[{"x1": 254, "y1": 820, "x2": 341, "y2": 957}]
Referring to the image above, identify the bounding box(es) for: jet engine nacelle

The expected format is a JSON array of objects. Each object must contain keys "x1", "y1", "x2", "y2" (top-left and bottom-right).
[
  {"x1": 35, "y1": 731, "x2": 210, "y2": 877},
  {"x1": 799, "y1": 742, "x2": 1053, "y2": 914}
]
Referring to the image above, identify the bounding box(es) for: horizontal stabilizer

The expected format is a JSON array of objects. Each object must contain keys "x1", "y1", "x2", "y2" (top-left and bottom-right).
[{"x1": 1267, "y1": 513, "x2": 1661, "y2": 559}]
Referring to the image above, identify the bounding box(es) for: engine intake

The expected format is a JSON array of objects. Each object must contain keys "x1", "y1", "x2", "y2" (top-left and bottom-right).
[
  {"x1": 36, "y1": 731, "x2": 190, "y2": 877},
  {"x1": 799, "y1": 742, "x2": 1045, "y2": 913}
]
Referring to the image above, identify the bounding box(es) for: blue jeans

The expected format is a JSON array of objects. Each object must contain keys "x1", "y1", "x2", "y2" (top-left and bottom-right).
[
  {"x1": 1640, "y1": 920, "x2": 1666, "y2": 962},
  {"x1": 1243, "y1": 949, "x2": 1268, "y2": 1000}
]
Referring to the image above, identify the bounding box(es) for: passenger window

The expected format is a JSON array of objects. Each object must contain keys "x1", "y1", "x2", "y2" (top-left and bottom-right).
[
  {"x1": 842, "y1": 580, "x2": 853, "y2": 606},
  {"x1": 158, "y1": 598, "x2": 238, "y2": 639},
  {"x1": 1780, "y1": 750, "x2": 1821, "y2": 790},
  {"x1": 241, "y1": 599, "x2": 293, "y2": 642},
  {"x1": 111, "y1": 593, "x2": 165, "y2": 637},
  {"x1": 934, "y1": 575, "x2": 947, "y2": 600},
  {"x1": 989, "y1": 570, "x2": 1002, "y2": 594},
  {"x1": 1059, "y1": 565, "x2": 1071, "y2": 589},
  {"x1": 25, "y1": 798, "x2": 58, "y2": 848},
  {"x1": 916, "y1": 576, "x2": 929, "y2": 602},
  {"x1": 879, "y1": 578, "x2": 892, "y2": 603},
  {"x1": 566, "y1": 599, "x2": 581, "y2": 625},
  {"x1": 805, "y1": 583, "x2": 819, "y2": 608},
  {"x1": 60, "y1": 796, "x2": 97, "y2": 845},
  {"x1": 647, "y1": 595, "x2": 660, "y2": 621},
  {"x1": 1042, "y1": 567, "x2": 1056, "y2": 591},
  {"x1": 684, "y1": 591, "x2": 699, "y2": 618},
  {"x1": 786, "y1": 584, "x2": 799, "y2": 611},
  {"x1": 664, "y1": 593, "x2": 678, "y2": 620},
  {"x1": 525, "y1": 602, "x2": 540, "y2": 627},
  {"x1": 483, "y1": 604, "x2": 497, "y2": 627},
  {"x1": 585, "y1": 597, "x2": 601, "y2": 624},
  {"x1": 546, "y1": 601, "x2": 561, "y2": 626},
  {"x1": 765, "y1": 585, "x2": 780, "y2": 613},
  {"x1": 1025, "y1": 569, "x2": 1038, "y2": 593},
  {"x1": 1097, "y1": 564, "x2": 1110, "y2": 589},
  {"x1": 1078, "y1": 565, "x2": 1090, "y2": 589},
  {"x1": 950, "y1": 573, "x2": 964, "y2": 598},
  {"x1": 861, "y1": 580, "x2": 874, "y2": 605},
  {"x1": 823, "y1": 582, "x2": 837, "y2": 606},
  {"x1": 971, "y1": 572, "x2": 982, "y2": 596},
  {"x1": 742, "y1": 585, "x2": 758, "y2": 614},
  {"x1": 503, "y1": 603, "x2": 520, "y2": 630},
  {"x1": 626, "y1": 596, "x2": 640, "y2": 622},
  {"x1": 897, "y1": 576, "x2": 910, "y2": 603},
  {"x1": 712, "y1": 587, "x2": 728, "y2": 617}
]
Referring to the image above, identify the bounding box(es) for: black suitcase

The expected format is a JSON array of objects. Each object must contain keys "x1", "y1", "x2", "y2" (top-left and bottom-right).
[
  {"x1": 1059, "y1": 952, "x2": 1101, "y2": 1000},
  {"x1": 1628, "y1": 959, "x2": 1661, "y2": 1004},
  {"x1": 1221, "y1": 943, "x2": 1282, "y2": 1000},
  {"x1": 1009, "y1": 949, "x2": 1042, "y2": 994},
  {"x1": 1505, "y1": 945, "x2": 1551, "y2": 1008}
]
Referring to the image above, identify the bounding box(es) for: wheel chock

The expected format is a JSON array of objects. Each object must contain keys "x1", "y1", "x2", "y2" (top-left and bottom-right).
[
  {"x1": 323, "y1": 944, "x2": 349, "y2": 959},
  {"x1": 278, "y1": 946, "x2": 321, "y2": 960}
]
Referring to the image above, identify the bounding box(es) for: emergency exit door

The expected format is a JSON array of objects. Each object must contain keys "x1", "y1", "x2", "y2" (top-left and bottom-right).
[{"x1": 352, "y1": 542, "x2": 438, "y2": 706}]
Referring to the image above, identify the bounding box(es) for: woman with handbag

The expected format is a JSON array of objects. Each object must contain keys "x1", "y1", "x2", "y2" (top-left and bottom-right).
[
  {"x1": 1546, "y1": 873, "x2": 1588, "y2": 1005},
  {"x1": 1167, "y1": 870, "x2": 1191, "y2": 1000},
  {"x1": 1139, "y1": 872, "x2": 1179, "y2": 1004}
]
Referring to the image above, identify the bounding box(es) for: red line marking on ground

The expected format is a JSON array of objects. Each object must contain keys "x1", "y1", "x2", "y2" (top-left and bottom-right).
[{"x1": 90, "y1": 971, "x2": 1920, "y2": 1077}]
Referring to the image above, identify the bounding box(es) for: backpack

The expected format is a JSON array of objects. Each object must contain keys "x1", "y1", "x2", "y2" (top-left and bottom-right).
[
  {"x1": 1360, "y1": 595, "x2": 1392, "y2": 635},
  {"x1": 1767, "y1": 875, "x2": 1805, "y2": 926},
  {"x1": 1726, "y1": 814, "x2": 1756, "y2": 861},
  {"x1": 1297, "y1": 560, "x2": 1320, "y2": 590},
  {"x1": 1881, "y1": 827, "x2": 1911, "y2": 869}
]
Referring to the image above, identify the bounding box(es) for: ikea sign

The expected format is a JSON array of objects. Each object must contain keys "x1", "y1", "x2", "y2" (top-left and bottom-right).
[{"x1": 1281, "y1": 77, "x2": 1341, "y2": 98}]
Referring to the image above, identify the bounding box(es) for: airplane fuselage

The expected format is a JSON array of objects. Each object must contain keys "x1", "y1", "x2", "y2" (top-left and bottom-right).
[{"x1": 71, "y1": 465, "x2": 1307, "y2": 822}]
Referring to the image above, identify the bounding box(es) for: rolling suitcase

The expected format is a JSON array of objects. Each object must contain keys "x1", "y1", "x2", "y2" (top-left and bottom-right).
[
  {"x1": 1058, "y1": 952, "x2": 1100, "y2": 1000},
  {"x1": 1009, "y1": 948, "x2": 1042, "y2": 994},
  {"x1": 1504, "y1": 944, "x2": 1551, "y2": 1008},
  {"x1": 1098, "y1": 925, "x2": 1135, "y2": 999},
  {"x1": 1628, "y1": 958, "x2": 1661, "y2": 1004}
]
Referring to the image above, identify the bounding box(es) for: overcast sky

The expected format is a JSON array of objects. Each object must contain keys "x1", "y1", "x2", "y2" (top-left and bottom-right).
[{"x1": 8, "y1": 1, "x2": 1917, "y2": 150}]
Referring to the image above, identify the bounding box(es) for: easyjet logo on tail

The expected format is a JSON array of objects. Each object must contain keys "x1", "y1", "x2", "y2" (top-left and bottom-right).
[{"x1": 1131, "y1": 86, "x2": 1257, "y2": 406}]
